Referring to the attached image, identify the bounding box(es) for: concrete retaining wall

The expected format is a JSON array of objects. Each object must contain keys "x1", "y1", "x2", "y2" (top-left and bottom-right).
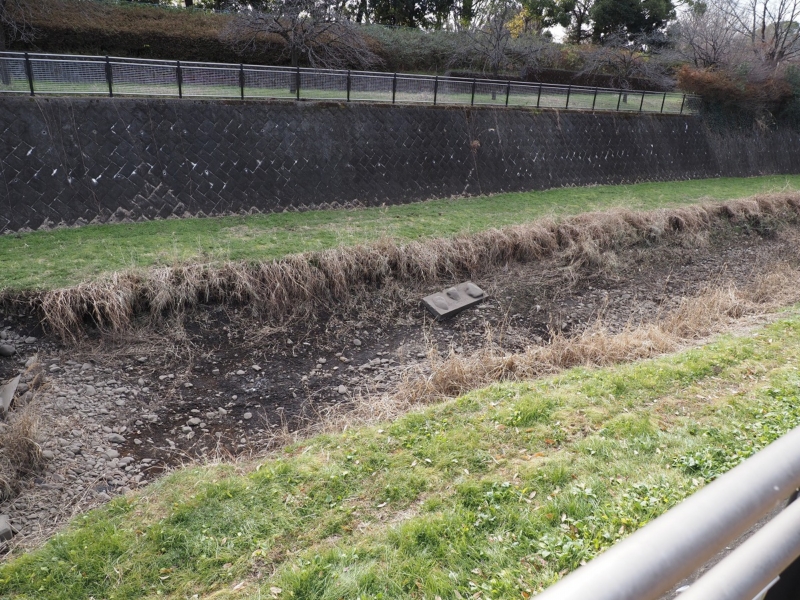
[{"x1": 2, "y1": 97, "x2": 799, "y2": 232}]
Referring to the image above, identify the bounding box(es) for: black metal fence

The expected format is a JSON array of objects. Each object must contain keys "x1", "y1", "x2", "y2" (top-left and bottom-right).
[{"x1": 0, "y1": 51, "x2": 700, "y2": 114}]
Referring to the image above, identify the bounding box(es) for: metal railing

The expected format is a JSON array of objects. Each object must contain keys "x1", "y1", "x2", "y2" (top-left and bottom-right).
[
  {"x1": 0, "y1": 51, "x2": 701, "y2": 114},
  {"x1": 536, "y1": 424, "x2": 800, "y2": 600}
]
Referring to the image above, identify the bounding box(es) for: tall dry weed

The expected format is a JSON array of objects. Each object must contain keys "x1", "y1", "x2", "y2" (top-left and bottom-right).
[
  {"x1": 23, "y1": 192, "x2": 800, "y2": 339},
  {"x1": 0, "y1": 408, "x2": 43, "y2": 502}
]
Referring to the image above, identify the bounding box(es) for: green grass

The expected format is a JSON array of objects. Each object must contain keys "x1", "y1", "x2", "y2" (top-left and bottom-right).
[
  {"x1": 3, "y1": 175, "x2": 800, "y2": 292},
  {"x1": 3, "y1": 309, "x2": 800, "y2": 599}
]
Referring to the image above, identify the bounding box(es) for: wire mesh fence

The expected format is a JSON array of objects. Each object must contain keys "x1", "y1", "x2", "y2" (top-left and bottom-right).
[{"x1": 0, "y1": 51, "x2": 700, "y2": 115}]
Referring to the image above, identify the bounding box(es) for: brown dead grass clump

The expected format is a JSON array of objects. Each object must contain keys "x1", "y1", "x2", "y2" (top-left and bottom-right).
[
  {"x1": 398, "y1": 265, "x2": 800, "y2": 404},
  {"x1": 25, "y1": 192, "x2": 800, "y2": 340},
  {"x1": 0, "y1": 408, "x2": 44, "y2": 502}
]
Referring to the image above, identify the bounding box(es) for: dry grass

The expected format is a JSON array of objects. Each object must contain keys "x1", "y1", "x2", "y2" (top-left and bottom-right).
[
  {"x1": 0, "y1": 408, "x2": 44, "y2": 502},
  {"x1": 398, "y1": 263, "x2": 800, "y2": 404},
  {"x1": 268, "y1": 262, "x2": 800, "y2": 446},
  {"x1": 13, "y1": 193, "x2": 800, "y2": 340}
]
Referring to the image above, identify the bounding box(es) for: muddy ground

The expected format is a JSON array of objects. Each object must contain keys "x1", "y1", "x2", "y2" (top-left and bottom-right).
[{"x1": 1, "y1": 222, "x2": 799, "y2": 553}]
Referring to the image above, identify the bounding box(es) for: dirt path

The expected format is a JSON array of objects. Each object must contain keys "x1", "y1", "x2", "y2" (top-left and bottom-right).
[{"x1": 1, "y1": 222, "x2": 799, "y2": 554}]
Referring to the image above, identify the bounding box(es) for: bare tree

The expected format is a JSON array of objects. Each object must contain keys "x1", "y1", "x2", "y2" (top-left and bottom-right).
[
  {"x1": 223, "y1": 0, "x2": 382, "y2": 70},
  {"x1": 0, "y1": 0, "x2": 41, "y2": 52},
  {"x1": 724, "y1": 0, "x2": 800, "y2": 66},
  {"x1": 454, "y1": 0, "x2": 552, "y2": 77},
  {"x1": 579, "y1": 31, "x2": 674, "y2": 98},
  {"x1": 673, "y1": 0, "x2": 743, "y2": 68},
  {"x1": 1, "y1": 0, "x2": 47, "y2": 86},
  {"x1": 462, "y1": 1, "x2": 516, "y2": 76}
]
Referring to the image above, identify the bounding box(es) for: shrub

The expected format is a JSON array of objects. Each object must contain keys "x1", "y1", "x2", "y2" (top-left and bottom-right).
[{"x1": 677, "y1": 65, "x2": 794, "y2": 121}]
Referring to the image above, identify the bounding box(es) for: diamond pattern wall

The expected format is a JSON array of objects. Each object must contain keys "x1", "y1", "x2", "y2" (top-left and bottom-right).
[{"x1": 2, "y1": 97, "x2": 799, "y2": 232}]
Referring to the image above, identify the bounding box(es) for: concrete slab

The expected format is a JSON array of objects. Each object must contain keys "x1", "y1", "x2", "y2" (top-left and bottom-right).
[
  {"x1": 0, "y1": 375, "x2": 20, "y2": 417},
  {"x1": 0, "y1": 515, "x2": 13, "y2": 542},
  {"x1": 421, "y1": 282, "x2": 486, "y2": 321}
]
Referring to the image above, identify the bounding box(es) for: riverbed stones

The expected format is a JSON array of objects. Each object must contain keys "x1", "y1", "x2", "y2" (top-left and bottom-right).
[{"x1": 0, "y1": 345, "x2": 14, "y2": 357}]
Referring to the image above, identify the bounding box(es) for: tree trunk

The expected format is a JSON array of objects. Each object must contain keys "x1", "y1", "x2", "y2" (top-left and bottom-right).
[{"x1": 184, "y1": 0, "x2": 193, "y2": 6}]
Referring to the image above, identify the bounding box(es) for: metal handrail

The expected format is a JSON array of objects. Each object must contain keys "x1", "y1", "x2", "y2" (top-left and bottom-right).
[
  {"x1": 679, "y1": 498, "x2": 800, "y2": 600},
  {"x1": 0, "y1": 51, "x2": 700, "y2": 114},
  {"x1": 536, "y1": 425, "x2": 800, "y2": 600}
]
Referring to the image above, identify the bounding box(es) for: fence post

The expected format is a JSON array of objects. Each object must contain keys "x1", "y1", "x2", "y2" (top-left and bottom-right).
[
  {"x1": 505, "y1": 81, "x2": 510, "y2": 106},
  {"x1": 660, "y1": 92, "x2": 667, "y2": 113},
  {"x1": 536, "y1": 84, "x2": 542, "y2": 108},
  {"x1": 433, "y1": 75, "x2": 438, "y2": 105},
  {"x1": 105, "y1": 56, "x2": 113, "y2": 98},
  {"x1": 239, "y1": 64, "x2": 245, "y2": 100},
  {"x1": 176, "y1": 60, "x2": 183, "y2": 99},
  {"x1": 565, "y1": 84, "x2": 571, "y2": 109},
  {"x1": 296, "y1": 66, "x2": 300, "y2": 101},
  {"x1": 24, "y1": 52, "x2": 34, "y2": 97},
  {"x1": 679, "y1": 94, "x2": 686, "y2": 115},
  {"x1": 638, "y1": 92, "x2": 645, "y2": 112},
  {"x1": 470, "y1": 78, "x2": 476, "y2": 106},
  {"x1": 591, "y1": 87, "x2": 598, "y2": 111},
  {"x1": 616, "y1": 91, "x2": 623, "y2": 111},
  {"x1": 346, "y1": 70, "x2": 351, "y2": 102},
  {"x1": 392, "y1": 72, "x2": 397, "y2": 104}
]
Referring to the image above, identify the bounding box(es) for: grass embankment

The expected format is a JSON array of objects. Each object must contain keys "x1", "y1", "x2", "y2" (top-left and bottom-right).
[
  {"x1": 3, "y1": 175, "x2": 800, "y2": 292},
  {"x1": 3, "y1": 311, "x2": 800, "y2": 599}
]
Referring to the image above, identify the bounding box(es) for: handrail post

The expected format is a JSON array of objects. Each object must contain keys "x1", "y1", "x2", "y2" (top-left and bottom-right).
[
  {"x1": 470, "y1": 78, "x2": 476, "y2": 106},
  {"x1": 296, "y1": 65, "x2": 300, "y2": 101},
  {"x1": 591, "y1": 86, "x2": 598, "y2": 111},
  {"x1": 505, "y1": 80, "x2": 510, "y2": 106},
  {"x1": 239, "y1": 63, "x2": 245, "y2": 100},
  {"x1": 392, "y1": 72, "x2": 397, "y2": 104},
  {"x1": 105, "y1": 56, "x2": 113, "y2": 98},
  {"x1": 433, "y1": 75, "x2": 438, "y2": 105},
  {"x1": 536, "y1": 83, "x2": 542, "y2": 108},
  {"x1": 565, "y1": 84, "x2": 571, "y2": 109},
  {"x1": 679, "y1": 94, "x2": 686, "y2": 115},
  {"x1": 617, "y1": 91, "x2": 623, "y2": 111},
  {"x1": 639, "y1": 91, "x2": 646, "y2": 112},
  {"x1": 24, "y1": 52, "x2": 34, "y2": 97},
  {"x1": 660, "y1": 92, "x2": 667, "y2": 113},
  {"x1": 346, "y1": 69, "x2": 351, "y2": 102},
  {"x1": 176, "y1": 60, "x2": 183, "y2": 99}
]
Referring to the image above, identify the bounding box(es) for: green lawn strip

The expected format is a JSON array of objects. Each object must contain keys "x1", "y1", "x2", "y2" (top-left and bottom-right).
[
  {"x1": 3, "y1": 175, "x2": 800, "y2": 292},
  {"x1": 3, "y1": 312, "x2": 800, "y2": 599}
]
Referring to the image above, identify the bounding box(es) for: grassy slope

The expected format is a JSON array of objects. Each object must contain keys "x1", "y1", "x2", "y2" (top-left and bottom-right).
[
  {"x1": 3, "y1": 311, "x2": 800, "y2": 599},
  {"x1": 3, "y1": 175, "x2": 800, "y2": 292}
]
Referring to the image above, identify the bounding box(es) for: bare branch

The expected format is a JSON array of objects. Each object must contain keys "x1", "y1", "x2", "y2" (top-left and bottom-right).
[{"x1": 222, "y1": 0, "x2": 382, "y2": 70}]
